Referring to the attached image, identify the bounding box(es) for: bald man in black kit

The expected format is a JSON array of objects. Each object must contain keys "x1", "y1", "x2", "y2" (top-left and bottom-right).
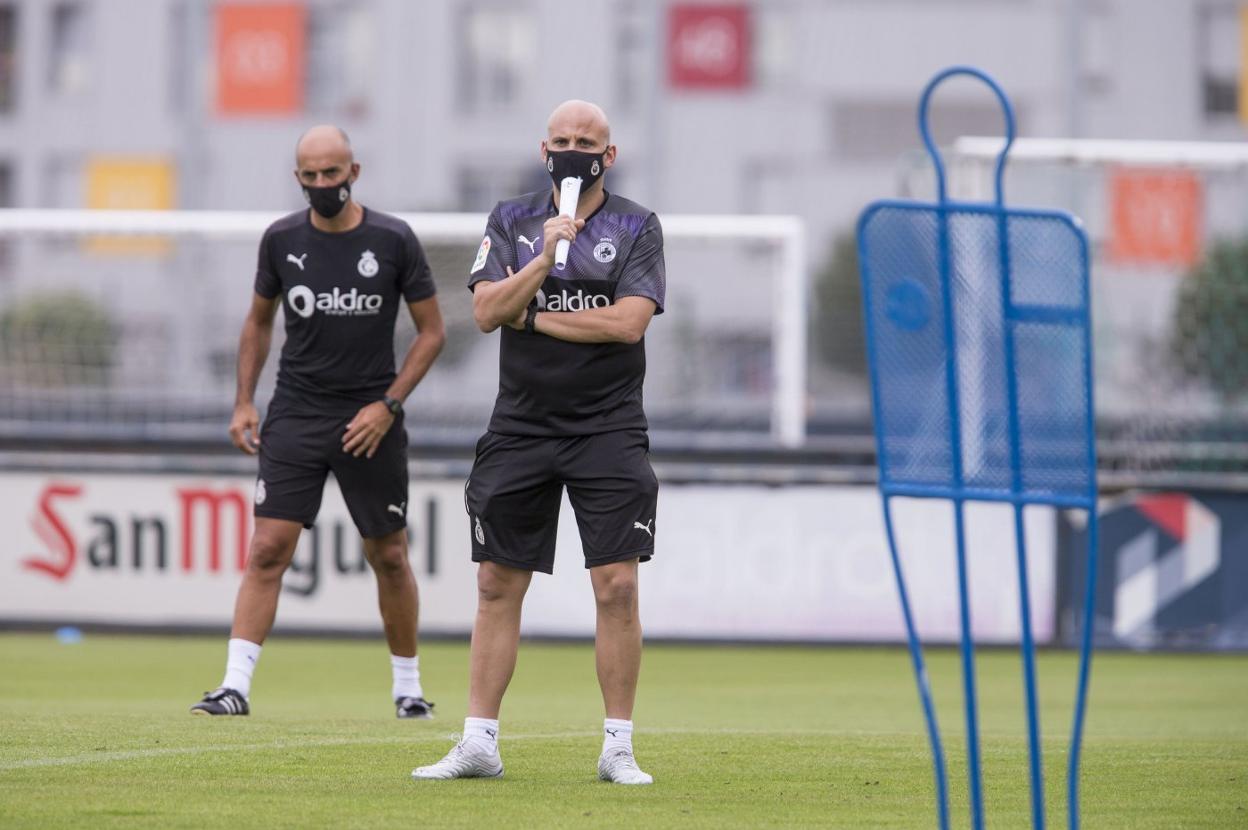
[{"x1": 190, "y1": 126, "x2": 445, "y2": 720}]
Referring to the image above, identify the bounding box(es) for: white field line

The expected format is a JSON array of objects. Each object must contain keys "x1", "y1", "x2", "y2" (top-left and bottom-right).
[
  {"x1": 0, "y1": 726, "x2": 929, "y2": 772},
  {"x1": 2, "y1": 723, "x2": 1180, "y2": 773}
]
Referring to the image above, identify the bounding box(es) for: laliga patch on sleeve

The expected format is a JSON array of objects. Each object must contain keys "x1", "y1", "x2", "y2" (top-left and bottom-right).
[{"x1": 471, "y1": 237, "x2": 491, "y2": 274}]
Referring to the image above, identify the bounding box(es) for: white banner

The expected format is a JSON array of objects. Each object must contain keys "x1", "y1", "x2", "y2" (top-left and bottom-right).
[
  {"x1": 0, "y1": 472, "x2": 1054, "y2": 643},
  {"x1": 0, "y1": 472, "x2": 476, "y2": 631}
]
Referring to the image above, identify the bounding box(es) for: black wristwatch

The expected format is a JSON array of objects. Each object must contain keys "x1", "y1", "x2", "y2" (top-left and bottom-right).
[
  {"x1": 524, "y1": 306, "x2": 539, "y2": 334},
  {"x1": 382, "y1": 396, "x2": 403, "y2": 416}
]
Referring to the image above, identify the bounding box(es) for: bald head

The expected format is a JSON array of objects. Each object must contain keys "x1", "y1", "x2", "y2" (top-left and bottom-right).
[
  {"x1": 295, "y1": 125, "x2": 352, "y2": 165},
  {"x1": 293, "y1": 123, "x2": 360, "y2": 204},
  {"x1": 546, "y1": 100, "x2": 611, "y2": 145}
]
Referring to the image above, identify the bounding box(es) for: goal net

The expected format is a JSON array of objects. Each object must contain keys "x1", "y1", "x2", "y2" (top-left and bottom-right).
[
  {"x1": 901, "y1": 137, "x2": 1248, "y2": 487},
  {"x1": 0, "y1": 210, "x2": 806, "y2": 449}
]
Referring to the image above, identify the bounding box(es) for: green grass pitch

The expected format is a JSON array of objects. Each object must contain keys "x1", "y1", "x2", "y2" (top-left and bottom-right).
[{"x1": 0, "y1": 633, "x2": 1244, "y2": 828}]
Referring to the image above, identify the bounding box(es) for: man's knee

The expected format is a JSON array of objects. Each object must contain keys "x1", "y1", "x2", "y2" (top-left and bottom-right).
[
  {"x1": 364, "y1": 534, "x2": 410, "y2": 579},
  {"x1": 477, "y1": 563, "x2": 529, "y2": 605},
  {"x1": 247, "y1": 530, "x2": 297, "y2": 576},
  {"x1": 593, "y1": 565, "x2": 638, "y2": 612}
]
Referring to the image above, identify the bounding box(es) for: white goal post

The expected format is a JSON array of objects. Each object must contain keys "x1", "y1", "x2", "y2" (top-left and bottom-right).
[
  {"x1": 941, "y1": 136, "x2": 1248, "y2": 204},
  {"x1": 0, "y1": 209, "x2": 808, "y2": 447},
  {"x1": 950, "y1": 136, "x2": 1248, "y2": 169}
]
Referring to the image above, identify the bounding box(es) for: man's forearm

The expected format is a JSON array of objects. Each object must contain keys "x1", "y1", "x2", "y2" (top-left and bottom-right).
[
  {"x1": 474, "y1": 256, "x2": 552, "y2": 331},
  {"x1": 386, "y1": 329, "x2": 446, "y2": 402},
  {"x1": 533, "y1": 306, "x2": 646, "y2": 344},
  {"x1": 235, "y1": 319, "x2": 272, "y2": 405}
]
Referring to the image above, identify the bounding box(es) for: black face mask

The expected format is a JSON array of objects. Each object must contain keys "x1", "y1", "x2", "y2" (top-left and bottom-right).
[
  {"x1": 545, "y1": 149, "x2": 605, "y2": 189},
  {"x1": 303, "y1": 176, "x2": 352, "y2": 219}
]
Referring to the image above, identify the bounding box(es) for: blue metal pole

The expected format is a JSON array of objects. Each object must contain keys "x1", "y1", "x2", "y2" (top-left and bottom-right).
[
  {"x1": 882, "y1": 494, "x2": 950, "y2": 830},
  {"x1": 926, "y1": 101, "x2": 985, "y2": 824},
  {"x1": 1067, "y1": 509, "x2": 1099, "y2": 830},
  {"x1": 1069, "y1": 201, "x2": 1099, "y2": 830},
  {"x1": 990, "y1": 111, "x2": 1045, "y2": 826},
  {"x1": 952, "y1": 497, "x2": 986, "y2": 830},
  {"x1": 1014, "y1": 503, "x2": 1046, "y2": 828}
]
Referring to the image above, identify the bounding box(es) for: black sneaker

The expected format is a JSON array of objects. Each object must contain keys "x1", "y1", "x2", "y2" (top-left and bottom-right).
[
  {"x1": 396, "y1": 696, "x2": 435, "y2": 719},
  {"x1": 190, "y1": 687, "x2": 249, "y2": 716}
]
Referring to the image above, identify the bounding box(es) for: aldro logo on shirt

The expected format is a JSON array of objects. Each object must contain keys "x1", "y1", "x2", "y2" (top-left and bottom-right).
[
  {"x1": 287, "y1": 285, "x2": 384, "y2": 318},
  {"x1": 535, "y1": 279, "x2": 612, "y2": 312},
  {"x1": 536, "y1": 290, "x2": 610, "y2": 311}
]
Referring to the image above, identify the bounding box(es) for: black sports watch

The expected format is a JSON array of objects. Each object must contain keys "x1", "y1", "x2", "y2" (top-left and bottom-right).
[
  {"x1": 382, "y1": 396, "x2": 403, "y2": 416},
  {"x1": 524, "y1": 306, "x2": 538, "y2": 334}
]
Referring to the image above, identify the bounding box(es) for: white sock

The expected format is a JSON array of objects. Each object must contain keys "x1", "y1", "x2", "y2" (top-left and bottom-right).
[
  {"x1": 220, "y1": 638, "x2": 261, "y2": 699},
  {"x1": 603, "y1": 718, "x2": 634, "y2": 755},
  {"x1": 463, "y1": 717, "x2": 499, "y2": 754},
  {"x1": 390, "y1": 654, "x2": 423, "y2": 700}
]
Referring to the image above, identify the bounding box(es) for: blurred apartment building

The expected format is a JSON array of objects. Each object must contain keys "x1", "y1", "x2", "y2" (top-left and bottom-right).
[
  {"x1": 0, "y1": 0, "x2": 1239, "y2": 247},
  {"x1": 0, "y1": 0, "x2": 1243, "y2": 444}
]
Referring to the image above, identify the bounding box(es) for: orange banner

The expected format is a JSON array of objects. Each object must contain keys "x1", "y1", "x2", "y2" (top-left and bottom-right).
[
  {"x1": 85, "y1": 156, "x2": 176, "y2": 255},
  {"x1": 86, "y1": 156, "x2": 175, "y2": 210},
  {"x1": 215, "y1": 3, "x2": 305, "y2": 116},
  {"x1": 1108, "y1": 168, "x2": 1202, "y2": 268}
]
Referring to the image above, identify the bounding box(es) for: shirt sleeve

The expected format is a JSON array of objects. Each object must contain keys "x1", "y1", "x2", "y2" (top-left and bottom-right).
[
  {"x1": 400, "y1": 226, "x2": 437, "y2": 303},
  {"x1": 467, "y1": 203, "x2": 516, "y2": 290},
  {"x1": 615, "y1": 213, "x2": 665, "y2": 314},
  {"x1": 254, "y1": 227, "x2": 281, "y2": 299}
]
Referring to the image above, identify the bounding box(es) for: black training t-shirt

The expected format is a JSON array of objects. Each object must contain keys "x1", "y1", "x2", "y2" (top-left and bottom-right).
[
  {"x1": 468, "y1": 190, "x2": 666, "y2": 436},
  {"x1": 254, "y1": 208, "x2": 436, "y2": 414}
]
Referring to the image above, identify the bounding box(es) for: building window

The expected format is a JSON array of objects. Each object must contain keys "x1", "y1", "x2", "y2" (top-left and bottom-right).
[
  {"x1": 1198, "y1": 4, "x2": 1240, "y2": 119},
  {"x1": 307, "y1": 1, "x2": 376, "y2": 118},
  {"x1": 167, "y1": 1, "x2": 189, "y2": 114},
  {"x1": 42, "y1": 155, "x2": 80, "y2": 207},
  {"x1": 1080, "y1": 2, "x2": 1114, "y2": 95},
  {"x1": 614, "y1": 0, "x2": 653, "y2": 115},
  {"x1": 830, "y1": 100, "x2": 1022, "y2": 162},
  {"x1": 0, "y1": 160, "x2": 14, "y2": 206},
  {"x1": 753, "y1": 4, "x2": 795, "y2": 88},
  {"x1": 0, "y1": 5, "x2": 16, "y2": 113},
  {"x1": 456, "y1": 165, "x2": 541, "y2": 212},
  {"x1": 48, "y1": 2, "x2": 91, "y2": 96},
  {"x1": 457, "y1": 4, "x2": 536, "y2": 113}
]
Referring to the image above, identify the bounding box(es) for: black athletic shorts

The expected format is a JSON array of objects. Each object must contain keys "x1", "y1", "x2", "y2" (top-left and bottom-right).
[
  {"x1": 254, "y1": 405, "x2": 408, "y2": 538},
  {"x1": 465, "y1": 429, "x2": 658, "y2": 573}
]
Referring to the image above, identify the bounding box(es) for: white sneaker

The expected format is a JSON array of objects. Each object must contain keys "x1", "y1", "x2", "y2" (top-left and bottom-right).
[
  {"x1": 411, "y1": 740, "x2": 503, "y2": 780},
  {"x1": 598, "y1": 749, "x2": 654, "y2": 785}
]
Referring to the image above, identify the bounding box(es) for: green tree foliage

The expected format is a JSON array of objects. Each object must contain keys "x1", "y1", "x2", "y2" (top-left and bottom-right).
[
  {"x1": 1171, "y1": 238, "x2": 1248, "y2": 402},
  {"x1": 0, "y1": 291, "x2": 118, "y2": 385},
  {"x1": 812, "y1": 232, "x2": 867, "y2": 377}
]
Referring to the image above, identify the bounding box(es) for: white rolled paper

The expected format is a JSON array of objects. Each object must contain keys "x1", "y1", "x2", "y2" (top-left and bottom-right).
[{"x1": 554, "y1": 176, "x2": 582, "y2": 269}]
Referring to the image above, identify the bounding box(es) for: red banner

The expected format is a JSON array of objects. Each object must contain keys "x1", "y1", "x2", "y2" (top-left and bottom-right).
[
  {"x1": 667, "y1": 4, "x2": 750, "y2": 90},
  {"x1": 215, "y1": 3, "x2": 305, "y2": 116}
]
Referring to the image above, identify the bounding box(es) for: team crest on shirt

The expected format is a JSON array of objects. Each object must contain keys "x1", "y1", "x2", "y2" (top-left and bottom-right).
[
  {"x1": 593, "y1": 238, "x2": 617, "y2": 263},
  {"x1": 255, "y1": 478, "x2": 267, "y2": 506},
  {"x1": 471, "y1": 237, "x2": 491, "y2": 274},
  {"x1": 357, "y1": 249, "x2": 379, "y2": 277}
]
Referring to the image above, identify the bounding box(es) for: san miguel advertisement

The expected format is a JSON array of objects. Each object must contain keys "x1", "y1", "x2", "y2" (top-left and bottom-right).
[
  {"x1": 0, "y1": 472, "x2": 477, "y2": 633},
  {"x1": 2, "y1": 472, "x2": 1057, "y2": 644}
]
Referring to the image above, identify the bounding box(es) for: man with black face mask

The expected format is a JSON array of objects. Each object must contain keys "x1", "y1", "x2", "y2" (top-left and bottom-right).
[
  {"x1": 189, "y1": 125, "x2": 446, "y2": 721},
  {"x1": 413, "y1": 100, "x2": 665, "y2": 785}
]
